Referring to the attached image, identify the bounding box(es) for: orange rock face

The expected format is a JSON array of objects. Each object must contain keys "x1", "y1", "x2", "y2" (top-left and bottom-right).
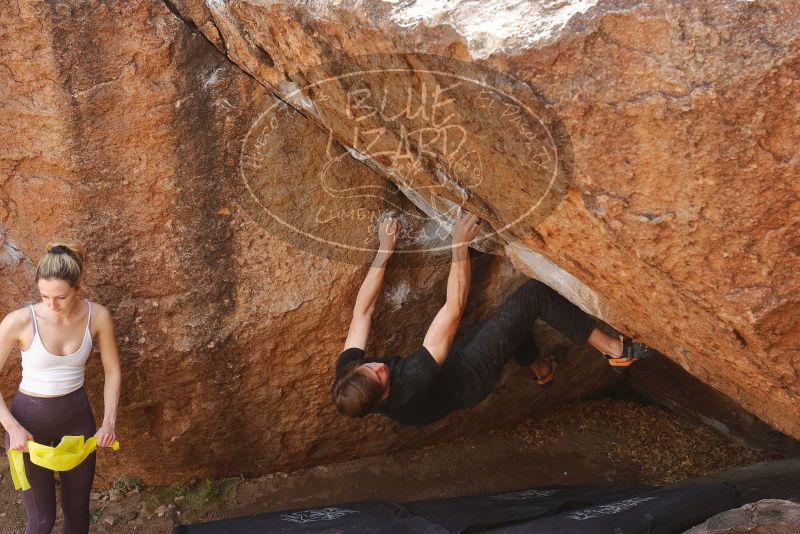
[
  {"x1": 171, "y1": 1, "x2": 798, "y2": 433},
  {"x1": 0, "y1": 0, "x2": 624, "y2": 484},
  {"x1": 0, "y1": 0, "x2": 797, "y2": 484}
]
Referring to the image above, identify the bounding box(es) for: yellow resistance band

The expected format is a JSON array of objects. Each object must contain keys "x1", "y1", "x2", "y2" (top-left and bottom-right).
[{"x1": 7, "y1": 436, "x2": 120, "y2": 491}]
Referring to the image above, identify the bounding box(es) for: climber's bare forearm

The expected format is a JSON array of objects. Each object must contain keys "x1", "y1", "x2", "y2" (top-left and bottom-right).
[
  {"x1": 354, "y1": 250, "x2": 391, "y2": 317},
  {"x1": 344, "y1": 249, "x2": 392, "y2": 350},
  {"x1": 423, "y1": 243, "x2": 471, "y2": 365}
]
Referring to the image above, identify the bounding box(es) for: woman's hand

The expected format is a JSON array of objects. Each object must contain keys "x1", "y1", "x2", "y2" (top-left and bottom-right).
[
  {"x1": 95, "y1": 423, "x2": 117, "y2": 448},
  {"x1": 8, "y1": 423, "x2": 33, "y2": 453},
  {"x1": 452, "y1": 210, "x2": 482, "y2": 247},
  {"x1": 378, "y1": 217, "x2": 400, "y2": 254}
]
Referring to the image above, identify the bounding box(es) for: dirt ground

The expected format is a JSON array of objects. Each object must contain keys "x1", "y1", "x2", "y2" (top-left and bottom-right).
[{"x1": 0, "y1": 398, "x2": 773, "y2": 533}]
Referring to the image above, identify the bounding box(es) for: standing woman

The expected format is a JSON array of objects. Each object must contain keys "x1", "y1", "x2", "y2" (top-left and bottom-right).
[{"x1": 0, "y1": 241, "x2": 121, "y2": 534}]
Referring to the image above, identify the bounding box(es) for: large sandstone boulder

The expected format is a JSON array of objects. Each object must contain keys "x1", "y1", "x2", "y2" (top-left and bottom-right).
[
  {"x1": 165, "y1": 0, "x2": 800, "y2": 439},
  {"x1": 0, "y1": 0, "x2": 621, "y2": 484},
  {"x1": 0, "y1": 0, "x2": 797, "y2": 485}
]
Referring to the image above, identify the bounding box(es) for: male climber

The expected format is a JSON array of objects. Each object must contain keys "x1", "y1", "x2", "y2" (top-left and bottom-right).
[{"x1": 332, "y1": 213, "x2": 655, "y2": 426}]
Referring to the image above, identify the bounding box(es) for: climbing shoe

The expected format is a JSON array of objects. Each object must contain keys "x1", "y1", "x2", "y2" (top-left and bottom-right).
[
  {"x1": 533, "y1": 346, "x2": 567, "y2": 387},
  {"x1": 604, "y1": 336, "x2": 656, "y2": 372}
]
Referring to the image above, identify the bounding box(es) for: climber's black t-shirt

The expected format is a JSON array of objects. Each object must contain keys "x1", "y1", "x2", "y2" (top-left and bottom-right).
[{"x1": 336, "y1": 346, "x2": 452, "y2": 426}]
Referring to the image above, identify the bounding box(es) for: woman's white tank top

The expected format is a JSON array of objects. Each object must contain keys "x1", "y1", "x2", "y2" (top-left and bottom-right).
[{"x1": 19, "y1": 301, "x2": 93, "y2": 396}]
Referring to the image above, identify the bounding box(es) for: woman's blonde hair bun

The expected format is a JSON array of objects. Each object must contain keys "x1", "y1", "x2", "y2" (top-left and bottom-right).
[{"x1": 36, "y1": 240, "x2": 86, "y2": 287}]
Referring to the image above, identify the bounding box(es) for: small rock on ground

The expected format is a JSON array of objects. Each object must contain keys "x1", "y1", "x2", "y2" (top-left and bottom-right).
[{"x1": 684, "y1": 499, "x2": 800, "y2": 533}]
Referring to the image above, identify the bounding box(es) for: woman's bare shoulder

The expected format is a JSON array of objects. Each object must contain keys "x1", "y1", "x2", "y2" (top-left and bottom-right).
[
  {"x1": 0, "y1": 307, "x2": 32, "y2": 334},
  {"x1": 89, "y1": 301, "x2": 111, "y2": 317},
  {"x1": 88, "y1": 301, "x2": 114, "y2": 329}
]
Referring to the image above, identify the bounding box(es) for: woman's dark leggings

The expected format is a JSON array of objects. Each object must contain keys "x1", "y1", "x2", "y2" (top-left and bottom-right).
[
  {"x1": 449, "y1": 279, "x2": 596, "y2": 409},
  {"x1": 3, "y1": 387, "x2": 96, "y2": 534}
]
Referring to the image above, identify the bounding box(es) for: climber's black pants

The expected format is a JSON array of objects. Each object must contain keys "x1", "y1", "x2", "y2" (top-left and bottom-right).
[{"x1": 447, "y1": 279, "x2": 596, "y2": 409}]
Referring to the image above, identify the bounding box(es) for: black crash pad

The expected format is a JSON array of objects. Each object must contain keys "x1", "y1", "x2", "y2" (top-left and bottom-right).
[
  {"x1": 173, "y1": 500, "x2": 446, "y2": 533},
  {"x1": 485, "y1": 483, "x2": 738, "y2": 533},
  {"x1": 405, "y1": 484, "x2": 653, "y2": 532},
  {"x1": 174, "y1": 482, "x2": 738, "y2": 533}
]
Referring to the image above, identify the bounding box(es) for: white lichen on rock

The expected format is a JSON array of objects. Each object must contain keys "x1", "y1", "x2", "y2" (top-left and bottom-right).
[
  {"x1": 384, "y1": 0, "x2": 600, "y2": 58},
  {"x1": 387, "y1": 280, "x2": 411, "y2": 311},
  {"x1": 249, "y1": 0, "x2": 601, "y2": 58},
  {"x1": 280, "y1": 81, "x2": 318, "y2": 113},
  {"x1": 0, "y1": 228, "x2": 24, "y2": 267},
  {"x1": 506, "y1": 241, "x2": 604, "y2": 320}
]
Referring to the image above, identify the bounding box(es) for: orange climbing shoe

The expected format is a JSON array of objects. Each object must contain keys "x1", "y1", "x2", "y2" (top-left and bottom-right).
[
  {"x1": 604, "y1": 336, "x2": 656, "y2": 373},
  {"x1": 533, "y1": 346, "x2": 567, "y2": 387}
]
